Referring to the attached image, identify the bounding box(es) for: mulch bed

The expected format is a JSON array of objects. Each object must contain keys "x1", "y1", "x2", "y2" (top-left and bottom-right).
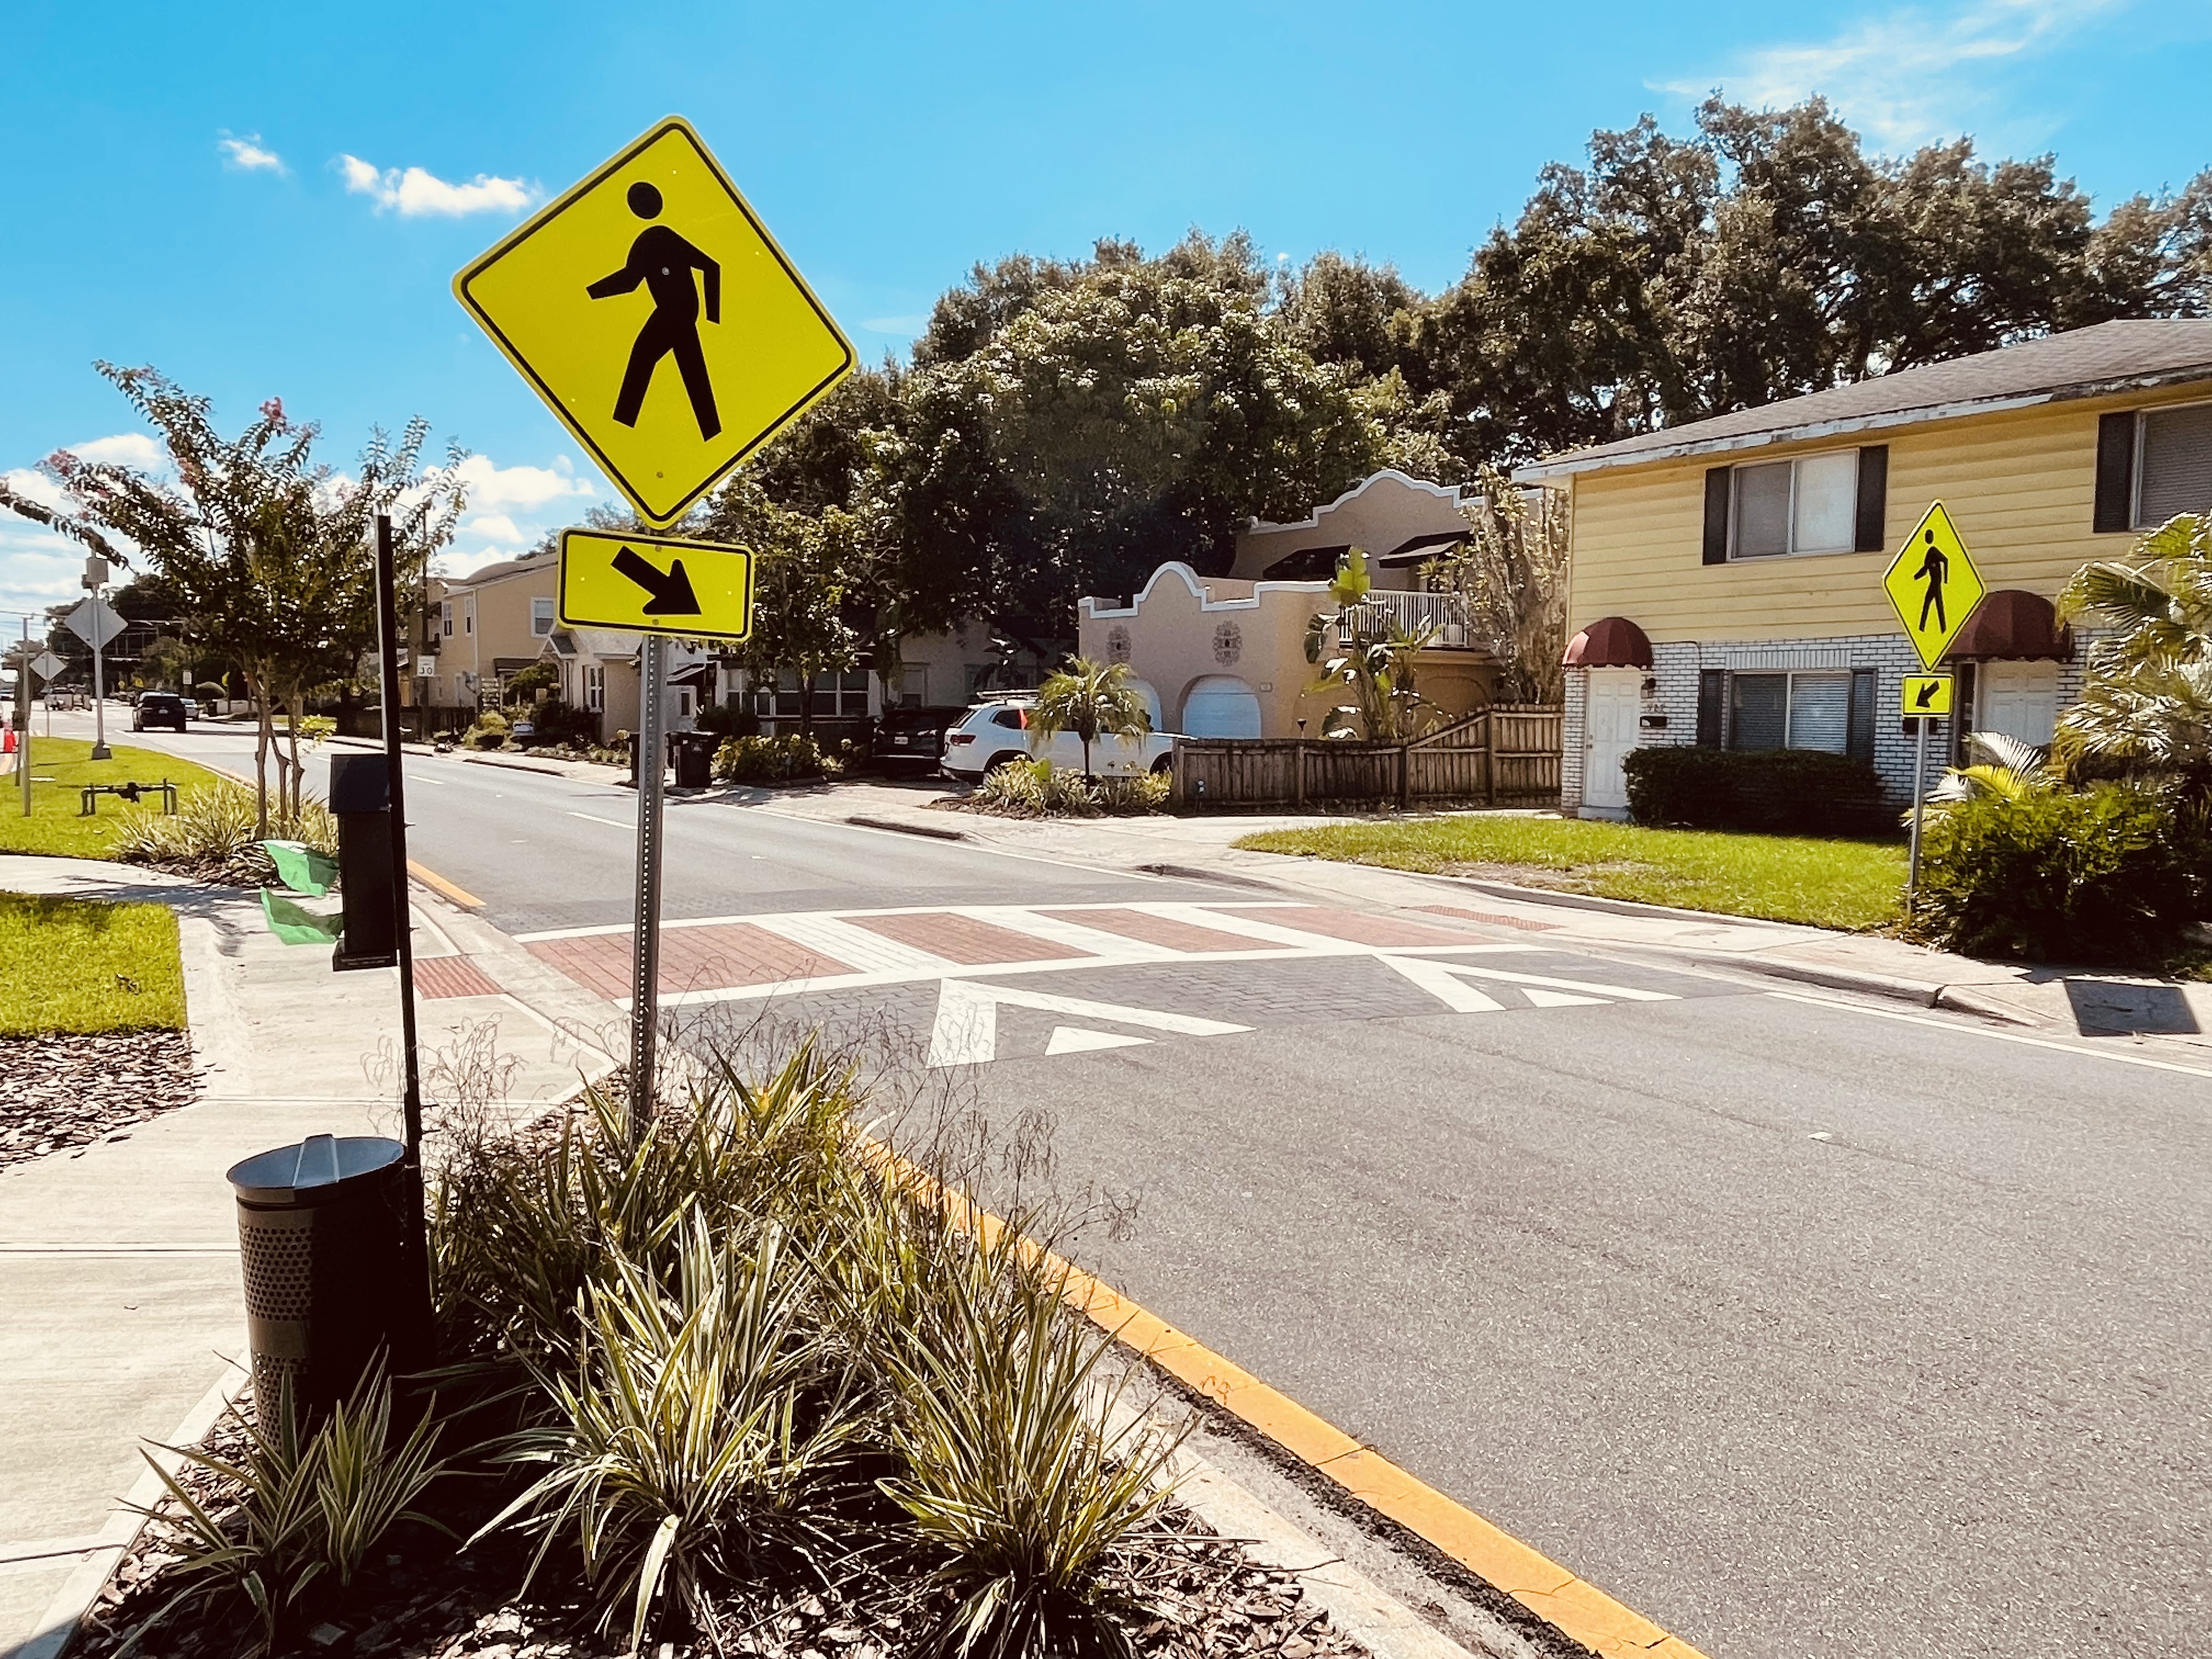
[
  {"x1": 0, "y1": 1028, "x2": 197, "y2": 1172},
  {"x1": 74, "y1": 1398, "x2": 1370, "y2": 1659}
]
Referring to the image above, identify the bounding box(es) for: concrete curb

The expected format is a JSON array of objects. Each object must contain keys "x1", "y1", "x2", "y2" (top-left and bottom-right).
[
  {"x1": 844, "y1": 814, "x2": 967, "y2": 842},
  {"x1": 1602, "y1": 941, "x2": 2047, "y2": 1026},
  {"x1": 15, "y1": 1364, "x2": 250, "y2": 1659},
  {"x1": 1401, "y1": 873, "x2": 1809, "y2": 932}
]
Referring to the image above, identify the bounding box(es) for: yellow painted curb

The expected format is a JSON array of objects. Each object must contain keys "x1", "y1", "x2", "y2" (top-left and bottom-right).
[
  {"x1": 408, "y1": 859, "x2": 483, "y2": 910},
  {"x1": 871, "y1": 1144, "x2": 1707, "y2": 1659}
]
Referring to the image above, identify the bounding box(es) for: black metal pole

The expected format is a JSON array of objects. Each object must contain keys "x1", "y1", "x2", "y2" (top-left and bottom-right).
[{"x1": 373, "y1": 517, "x2": 430, "y2": 1344}]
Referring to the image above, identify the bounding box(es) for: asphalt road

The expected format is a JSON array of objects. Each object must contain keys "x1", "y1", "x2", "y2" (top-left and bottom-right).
[{"x1": 54, "y1": 708, "x2": 2212, "y2": 1659}]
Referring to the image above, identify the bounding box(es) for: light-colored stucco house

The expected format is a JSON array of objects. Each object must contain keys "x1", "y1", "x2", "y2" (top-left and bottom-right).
[
  {"x1": 1519, "y1": 319, "x2": 2212, "y2": 817},
  {"x1": 1077, "y1": 471, "x2": 1500, "y2": 738},
  {"x1": 416, "y1": 550, "x2": 560, "y2": 719}
]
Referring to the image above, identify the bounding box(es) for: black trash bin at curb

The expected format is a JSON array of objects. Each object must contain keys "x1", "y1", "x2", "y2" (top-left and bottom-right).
[
  {"x1": 227, "y1": 1133, "x2": 430, "y2": 1431},
  {"x1": 672, "y1": 730, "x2": 716, "y2": 789}
]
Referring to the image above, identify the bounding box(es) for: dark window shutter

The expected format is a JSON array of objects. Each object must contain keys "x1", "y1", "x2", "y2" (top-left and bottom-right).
[
  {"x1": 1696, "y1": 669, "x2": 1726, "y2": 747},
  {"x1": 1854, "y1": 446, "x2": 1889, "y2": 551},
  {"x1": 1847, "y1": 668, "x2": 1877, "y2": 762},
  {"x1": 1950, "y1": 663, "x2": 1977, "y2": 766},
  {"x1": 2094, "y1": 412, "x2": 2137, "y2": 532},
  {"x1": 1702, "y1": 468, "x2": 1732, "y2": 565}
]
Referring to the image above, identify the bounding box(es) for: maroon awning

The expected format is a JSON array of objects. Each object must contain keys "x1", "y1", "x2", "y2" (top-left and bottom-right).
[
  {"x1": 1944, "y1": 590, "x2": 2071, "y2": 662},
  {"x1": 1562, "y1": 616, "x2": 1654, "y2": 669}
]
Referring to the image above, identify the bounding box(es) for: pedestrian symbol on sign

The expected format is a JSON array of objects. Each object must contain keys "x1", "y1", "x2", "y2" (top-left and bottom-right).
[
  {"x1": 588, "y1": 182, "x2": 723, "y2": 441},
  {"x1": 1911, "y1": 529, "x2": 1950, "y2": 633}
]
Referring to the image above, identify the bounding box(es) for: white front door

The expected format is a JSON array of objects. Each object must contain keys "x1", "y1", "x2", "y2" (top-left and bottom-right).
[
  {"x1": 1977, "y1": 661, "x2": 2058, "y2": 748},
  {"x1": 1582, "y1": 669, "x2": 1640, "y2": 817}
]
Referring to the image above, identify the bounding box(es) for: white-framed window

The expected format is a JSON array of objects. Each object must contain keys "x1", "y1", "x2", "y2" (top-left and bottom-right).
[
  {"x1": 2135, "y1": 402, "x2": 2212, "y2": 528},
  {"x1": 1729, "y1": 671, "x2": 1852, "y2": 754},
  {"x1": 464, "y1": 611, "x2": 473, "y2": 634},
  {"x1": 440, "y1": 600, "x2": 454, "y2": 638},
  {"x1": 750, "y1": 669, "x2": 870, "y2": 719},
  {"x1": 584, "y1": 665, "x2": 605, "y2": 713},
  {"x1": 531, "y1": 597, "x2": 555, "y2": 636},
  {"x1": 1731, "y1": 452, "x2": 1860, "y2": 558},
  {"x1": 896, "y1": 665, "x2": 926, "y2": 707}
]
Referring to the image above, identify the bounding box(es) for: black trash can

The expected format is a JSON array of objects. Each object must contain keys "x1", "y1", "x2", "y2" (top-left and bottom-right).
[
  {"x1": 227, "y1": 1134, "x2": 430, "y2": 1432},
  {"x1": 672, "y1": 731, "x2": 716, "y2": 789}
]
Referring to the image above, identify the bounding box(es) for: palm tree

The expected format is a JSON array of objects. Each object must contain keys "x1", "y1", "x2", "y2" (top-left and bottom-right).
[
  {"x1": 1031, "y1": 657, "x2": 1150, "y2": 780},
  {"x1": 1303, "y1": 549, "x2": 1441, "y2": 741},
  {"x1": 2056, "y1": 512, "x2": 2212, "y2": 798}
]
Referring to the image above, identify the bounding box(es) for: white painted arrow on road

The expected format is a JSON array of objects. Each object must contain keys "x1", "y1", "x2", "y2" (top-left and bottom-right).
[
  {"x1": 926, "y1": 979, "x2": 1249, "y2": 1068},
  {"x1": 1377, "y1": 955, "x2": 1679, "y2": 1013}
]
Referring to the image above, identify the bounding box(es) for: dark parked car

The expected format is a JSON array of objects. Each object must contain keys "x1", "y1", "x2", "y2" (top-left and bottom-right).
[
  {"x1": 131, "y1": 692, "x2": 189, "y2": 732},
  {"x1": 872, "y1": 705, "x2": 964, "y2": 776}
]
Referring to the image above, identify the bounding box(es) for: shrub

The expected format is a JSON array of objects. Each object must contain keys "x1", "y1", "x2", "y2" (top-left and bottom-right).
[
  {"x1": 693, "y1": 700, "x2": 758, "y2": 738},
  {"x1": 128, "y1": 1363, "x2": 444, "y2": 1653},
  {"x1": 462, "y1": 710, "x2": 510, "y2": 750},
  {"x1": 712, "y1": 732, "x2": 842, "y2": 784},
  {"x1": 972, "y1": 760, "x2": 1167, "y2": 819},
  {"x1": 518, "y1": 698, "x2": 598, "y2": 749},
  {"x1": 1623, "y1": 747, "x2": 1889, "y2": 836},
  {"x1": 1915, "y1": 782, "x2": 2208, "y2": 963},
  {"x1": 115, "y1": 780, "x2": 340, "y2": 884}
]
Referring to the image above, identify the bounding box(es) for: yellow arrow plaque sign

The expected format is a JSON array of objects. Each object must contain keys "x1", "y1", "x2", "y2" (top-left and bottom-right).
[
  {"x1": 455, "y1": 117, "x2": 855, "y2": 526},
  {"x1": 558, "y1": 529, "x2": 752, "y2": 640},
  {"x1": 1883, "y1": 501, "x2": 1985, "y2": 670},
  {"x1": 1901, "y1": 672, "x2": 1954, "y2": 718}
]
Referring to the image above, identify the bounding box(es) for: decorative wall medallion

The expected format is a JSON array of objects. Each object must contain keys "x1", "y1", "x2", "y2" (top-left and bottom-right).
[
  {"x1": 1107, "y1": 625, "x2": 1132, "y2": 665},
  {"x1": 1212, "y1": 621, "x2": 1242, "y2": 665}
]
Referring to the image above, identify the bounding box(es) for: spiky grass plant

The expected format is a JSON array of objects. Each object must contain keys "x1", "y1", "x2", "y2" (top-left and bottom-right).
[
  {"x1": 114, "y1": 778, "x2": 338, "y2": 882},
  {"x1": 478, "y1": 1215, "x2": 867, "y2": 1655},
  {"x1": 879, "y1": 1235, "x2": 1184, "y2": 1659},
  {"x1": 123, "y1": 1365, "x2": 444, "y2": 1655}
]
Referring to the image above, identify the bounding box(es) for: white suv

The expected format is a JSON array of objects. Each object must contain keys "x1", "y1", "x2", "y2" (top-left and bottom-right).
[{"x1": 940, "y1": 696, "x2": 1174, "y2": 783}]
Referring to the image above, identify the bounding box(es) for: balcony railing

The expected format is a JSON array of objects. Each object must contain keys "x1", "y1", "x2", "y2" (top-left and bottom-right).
[{"x1": 1340, "y1": 589, "x2": 1476, "y2": 648}]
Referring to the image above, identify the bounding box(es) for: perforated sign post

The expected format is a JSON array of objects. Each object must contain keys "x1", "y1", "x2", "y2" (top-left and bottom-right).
[
  {"x1": 458, "y1": 116, "x2": 847, "y2": 1121},
  {"x1": 1884, "y1": 503, "x2": 1985, "y2": 909}
]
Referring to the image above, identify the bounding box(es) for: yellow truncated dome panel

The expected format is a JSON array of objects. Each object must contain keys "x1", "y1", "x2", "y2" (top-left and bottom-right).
[{"x1": 454, "y1": 116, "x2": 853, "y2": 526}]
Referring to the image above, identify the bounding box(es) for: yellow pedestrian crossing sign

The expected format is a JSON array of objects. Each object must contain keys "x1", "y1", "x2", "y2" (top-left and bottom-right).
[
  {"x1": 558, "y1": 529, "x2": 753, "y2": 640},
  {"x1": 454, "y1": 117, "x2": 855, "y2": 526},
  {"x1": 1901, "y1": 673, "x2": 1953, "y2": 718},
  {"x1": 1883, "y1": 501, "x2": 1984, "y2": 670}
]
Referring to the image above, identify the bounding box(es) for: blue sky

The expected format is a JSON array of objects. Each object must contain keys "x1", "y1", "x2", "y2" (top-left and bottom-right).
[{"x1": 5, "y1": 0, "x2": 2210, "y2": 624}]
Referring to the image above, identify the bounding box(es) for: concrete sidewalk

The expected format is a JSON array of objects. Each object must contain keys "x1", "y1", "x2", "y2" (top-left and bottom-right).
[
  {"x1": 748, "y1": 782, "x2": 2212, "y2": 1055},
  {"x1": 0, "y1": 857, "x2": 616, "y2": 1659}
]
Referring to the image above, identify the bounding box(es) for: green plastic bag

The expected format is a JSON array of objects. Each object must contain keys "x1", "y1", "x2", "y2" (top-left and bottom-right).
[
  {"x1": 261, "y1": 839, "x2": 338, "y2": 897},
  {"x1": 261, "y1": 887, "x2": 343, "y2": 945}
]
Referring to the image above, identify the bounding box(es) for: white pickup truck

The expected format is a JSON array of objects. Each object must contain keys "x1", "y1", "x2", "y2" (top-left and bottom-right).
[{"x1": 939, "y1": 695, "x2": 1176, "y2": 782}]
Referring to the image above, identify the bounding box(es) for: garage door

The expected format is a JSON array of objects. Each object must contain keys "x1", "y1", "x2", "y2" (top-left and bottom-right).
[{"x1": 1180, "y1": 675, "x2": 1262, "y2": 738}]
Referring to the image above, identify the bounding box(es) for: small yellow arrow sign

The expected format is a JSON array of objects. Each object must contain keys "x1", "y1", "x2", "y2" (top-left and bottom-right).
[
  {"x1": 1901, "y1": 673, "x2": 1954, "y2": 718},
  {"x1": 558, "y1": 529, "x2": 752, "y2": 640},
  {"x1": 1883, "y1": 502, "x2": 1985, "y2": 670}
]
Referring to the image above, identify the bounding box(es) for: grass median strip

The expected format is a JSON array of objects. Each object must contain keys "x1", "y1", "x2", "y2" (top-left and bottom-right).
[
  {"x1": 1238, "y1": 814, "x2": 1907, "y2": 931},
  {"x1": 0, "y1": 890, "x2": 187, "y2": 1034},
  {"x1": 0, "y1": 737, "x2": 232, "y2": 860}
]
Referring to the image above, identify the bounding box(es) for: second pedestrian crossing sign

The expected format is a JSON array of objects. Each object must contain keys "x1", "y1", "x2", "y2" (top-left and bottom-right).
[
  {"x1": 1883, "y1": 501, "x2": 1985, "y2": 669},
  {"x1": 454, "y1": 116, "x2": 855, "y2": 526}
]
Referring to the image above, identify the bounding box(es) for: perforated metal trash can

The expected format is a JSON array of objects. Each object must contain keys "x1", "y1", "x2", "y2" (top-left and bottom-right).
[{"x1": 226, "y1": 1134, "x2": 430, "y2": 1431}]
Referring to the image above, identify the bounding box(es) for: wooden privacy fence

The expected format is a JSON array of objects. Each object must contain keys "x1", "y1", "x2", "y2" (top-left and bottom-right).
[{"x1": 1169, "y1": 706, "x2": 1562, "y2": 811}]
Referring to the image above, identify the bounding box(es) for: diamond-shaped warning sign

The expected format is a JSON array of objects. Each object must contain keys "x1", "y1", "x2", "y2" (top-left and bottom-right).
[
  {"x1": 1883, "y1": 501, "x2": 1985, "y2": 670},
  {"x1": 454, "y1": 117, "x2": 855, "y2": 526}
]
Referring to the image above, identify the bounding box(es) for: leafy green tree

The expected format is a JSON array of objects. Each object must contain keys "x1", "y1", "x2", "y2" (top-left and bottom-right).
[
  {"x1": 1030, "y1": 657, "x2": 1150, "y2": 778},
  {"x1": 704, "y1": 479, "x2": 859, "y2": 738},
  {"x1": 1434, "y1": 468, "x2": 1569, "y2": 704},
  {"x1": 1, "y1": 366, "x2": 464, "y2": 829}
]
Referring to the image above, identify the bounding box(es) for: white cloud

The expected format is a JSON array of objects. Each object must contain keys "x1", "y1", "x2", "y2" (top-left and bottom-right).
[
  {"x1": 338, "y1": 154, "x2": 539, "y2": 217},
  {"x1": 60, "y1": 433, "x2": 165, "y2": 470},
  {"x1": 1, "y1": 466, "x2": 69, "y2": 512},
  {"x1": 218, "y1": 132, "x2": 286, "y2": 174},
  {"x1": 459, "y1": 514, "x2": 525, "y2": 545},
  {"x1": 437, "y1": 545, "x2": 534, "y2": 579},
  {"x1": 1656, "y1": 0, "x2": 2123, "y2": 148},
  {"x1": 433, "y1": 453, "x2": 595, "y2": 514}
]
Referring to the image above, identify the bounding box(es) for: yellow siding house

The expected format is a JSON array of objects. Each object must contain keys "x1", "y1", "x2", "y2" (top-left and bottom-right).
[{"x1": 1516, "y1": 320, "x2": 2212, "y2": 815}]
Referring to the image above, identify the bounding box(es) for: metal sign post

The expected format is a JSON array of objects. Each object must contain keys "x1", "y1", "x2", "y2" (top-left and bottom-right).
[
  {"x1": 371, "y1": 516, "x2": 427, "y2": 1233},
  {"x1": 629, "y1": 634, "x2": 668, "y2": 1127},
  {"x1": 1905, "y1": 714, "x2": 1931, "y2": 912},
  {"x1": 83, "y1": 558, "x2": 111, "y2": 760}
]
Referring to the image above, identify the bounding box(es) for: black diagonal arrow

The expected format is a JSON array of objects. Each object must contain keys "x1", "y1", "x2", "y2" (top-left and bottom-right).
[
  {"x1": 611, "y1": 546, "x2": 702, "y2": 616},
  {"x1": 1914, "y1": 680, "x2": 1940, "y2": 709}
]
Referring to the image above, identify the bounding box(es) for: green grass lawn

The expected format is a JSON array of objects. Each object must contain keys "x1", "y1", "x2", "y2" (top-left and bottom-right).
[
  {"x1": 0, "y1": 890, "x2": 188, "y2": 1035},
  {"x1": 1236, "y1": 814, "x2": 1908, "y2": 931},
  {"x1": 0, "y1": 737, "x2": 231, "y2": 860}
]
